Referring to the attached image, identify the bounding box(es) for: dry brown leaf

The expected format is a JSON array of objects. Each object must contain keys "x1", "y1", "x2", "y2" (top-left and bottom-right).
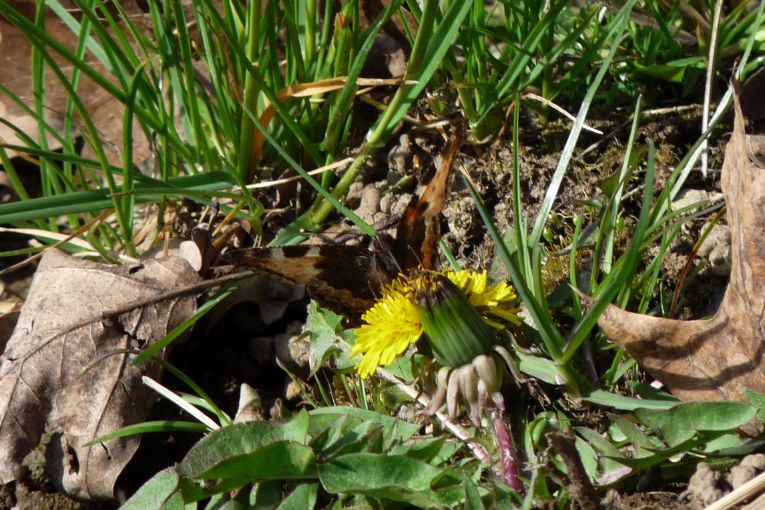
[
  {"x1": 0, "y1": 249, "x2": 200, "y2": 499},
  {"x1": 0, "y1": 308, "x2": 19, "y2": 353},
  {"x1": 596, "y1": 82, "x2": 765, "y2": 404}
]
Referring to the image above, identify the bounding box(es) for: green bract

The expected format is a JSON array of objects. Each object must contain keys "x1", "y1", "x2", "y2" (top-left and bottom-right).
[{"x1": 413, "y1": 273, "x2": 494, "y2": 368}]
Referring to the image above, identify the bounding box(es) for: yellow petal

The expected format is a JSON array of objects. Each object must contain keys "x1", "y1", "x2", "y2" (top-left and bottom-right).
[{"x1": 351, "y1": 280, "x2": 423, "y2": 377}]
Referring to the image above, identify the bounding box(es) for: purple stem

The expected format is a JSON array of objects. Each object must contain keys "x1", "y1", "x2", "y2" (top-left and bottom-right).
[
  {"x1": 489, "y1": 406, "x2": 523, "y2": 492},
  {"x1": 582, "y1": 338, "x2": 600, "y2": 385}
]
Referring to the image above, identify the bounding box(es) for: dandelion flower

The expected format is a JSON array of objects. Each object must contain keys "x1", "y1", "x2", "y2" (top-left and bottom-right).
[{"x1": 351, "y1": 270, "x2": 520, "y2": 376}]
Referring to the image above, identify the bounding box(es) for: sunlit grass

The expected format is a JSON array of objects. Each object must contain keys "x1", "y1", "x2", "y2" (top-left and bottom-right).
[{"x1": 3, "y1": 0, "x2": 765, "y2": 507}]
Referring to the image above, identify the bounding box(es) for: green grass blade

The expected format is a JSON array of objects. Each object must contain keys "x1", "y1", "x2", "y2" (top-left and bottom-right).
[
  {"x1": 86, "y1": 421, "x2": 208, "y2": 446},
  {"x1": 462, "y1": 174, "x2": 581, "y2": 394},
  {"x1": 591, "y1": 96, "x2": 642, "y2": 289},
  {"x1": 308, "y1": 0, "x2": 472, "y2": 228},
  {"x1": 0, "y1": 173, "x2": 237, "y2": 224},
  {"x1": 561, "y1": 144, "x2": 657, "y2": 365},
  {"x1": 529, "y1": 0, "x2": 635, "y2": 248}
]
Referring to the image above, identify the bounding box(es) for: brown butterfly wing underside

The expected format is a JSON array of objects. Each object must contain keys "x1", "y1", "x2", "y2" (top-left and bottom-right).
[
  {"x1": 224, "y1": 126, "x2": 464, "y2": 319},
  {"x1": 224, "y1": 244, "x2": 397, "y2": 318},
  {"x1": 393, "y1": 122, "x2": 464, "y2": 272}
]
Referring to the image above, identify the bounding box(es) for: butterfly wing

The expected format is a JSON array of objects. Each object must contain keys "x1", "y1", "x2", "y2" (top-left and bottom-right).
[
  {"x1": 393, "y1": 123, "x2": 464, "y2": 271},
  {"x1": 225, "y1": 125, "x2": 464, "y2": 319},
  {"x1": 224, "y1": 245, "x2": 394, "y2": 318}
]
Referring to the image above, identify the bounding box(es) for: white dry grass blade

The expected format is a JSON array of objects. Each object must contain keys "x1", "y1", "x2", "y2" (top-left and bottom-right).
[
  {"x1": 0, "y1": 225, "x2": 141, "y2": 270},
  {"x1": 241, "y1": 157, "x2": 354, "y2": 191},
  {"x1": 656, "y1": 4, "x2": 765, "y2": 222},
  {"x1": 523, "y1": 93, "x2": 603, "y2": 135},
  {"x1": 690, "y1": 0, "x2": 765, "y2": 182},
  {"x1": 141, "y1": 376, "x2": 219, "y2": 431},
  {"x1": 0, "y1": 227, "x2": 97, "y2": 253},
  {"x1": 528, "y1": 0, "x2": 634, "y2": 248},
  {"x1": 700, "y1": 0, "x2": 724, "y2": 178}
]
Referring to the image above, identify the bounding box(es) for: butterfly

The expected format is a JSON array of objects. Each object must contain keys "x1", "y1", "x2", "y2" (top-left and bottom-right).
[{"x1": 224, "y1": 125, "x2": 464, "y2": 320}]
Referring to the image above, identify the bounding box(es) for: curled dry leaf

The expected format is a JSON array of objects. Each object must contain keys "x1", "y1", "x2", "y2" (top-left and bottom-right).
[
  {"x1": 0, "y1": 249, "x2": 200, "y2": 499},
  {"x1": 595, "y1": 83, "x2": 765, "y2": 406}
]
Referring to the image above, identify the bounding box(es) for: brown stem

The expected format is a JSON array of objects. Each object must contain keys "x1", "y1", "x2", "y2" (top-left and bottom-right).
[{"x1": 546, "y1": 432, "x2": 599, "y2": 510}]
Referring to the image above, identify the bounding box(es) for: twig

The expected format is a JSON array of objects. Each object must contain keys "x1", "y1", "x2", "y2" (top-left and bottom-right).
[
  {"x1": 742, "y1": 491, "x2": 765, "y2": 510},
  {"x1": 547, "y1": 432, "x2": 599, "y2": 510}
]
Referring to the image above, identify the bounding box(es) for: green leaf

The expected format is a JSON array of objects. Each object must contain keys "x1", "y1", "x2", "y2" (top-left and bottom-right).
[
  {"x1": 190, "y1": 440, "x2": 316, "y2": 482},
  {"x1": 120, "y1": 467, "x2": 183, "y2": 510},
  {"x1": 575, "y1": 427, "x2": 629, "y2": 480},
  {"x1": 308, "y1": 416, "x2": 357, "y2": 455},
  {"x1": 382, "y1": 354, "x2": 418, "y2": 381},
  {"x1": 315, "y1": 418, "x2": 395, "y2": 458},
  {"x1": 204, "y1": 493, "x2": 241, "y2": 510},
  {"x1": 463, "y1": 475, "x2": 485, "y2": 510},
  {"x1": 310, "y1": 410, "x2": 414, "y2": 459},
  {"x1": 628, "y1": 382, "x2": 680, "y2": 403},
  {"x1": 583, "y1": 390, "x2": 678, "y2": 410},
  {"x1": 745, "y1": 388, "x2": 765, "y2": 424},
  {"x1": 515, "y1": 351, "x2": 560, "y2": 385},
  {"x1": 392, "y1": 436, "x2": 458, "y2": 464},
  {"x1": 318, "y1": 453, "x2": 442, "y2": 507},
  {"x1": 333, "y1": 329, "x2": 360, "y2": 371},
  {"x1": 715, "y1": 437, "x2": 765, "y2": 457},
  {"x1": 306, "y1": 303, "x2": 345, "y2": 375},
  {"x1": 630, "y1": 62, "x2": 687, "y2": 83},
  {"x1": 635, "y1": 402, "x2": 757, "y2": 447},
  {"x1": 308, "y1": 407, "x2": 420, "y2": 446},
  {"x1": 179, "y1": 411, "x2": 310, "y2": 478},
  {"x1": 278, "y1": 482, "x2": 319, "y2": 510},
  {"x1": 574, "y1": 427, "x2": 624, "y2": 459},
  {"x1": 702, "y1": 433, "x2": 745, "y2": 453},
  {"x1": 86, "y1": 420, "x2": 208, "y2": 446},
  {"x1": 249, "y1": 481, "x2": 283, "y2": 509},
  {"x1": 575, "y1": 436, "x2": 599, "y2": 480},
  {"x1": 613, "y1": 416, "x2": 659, "y2": 457},
  {"x1": 325, "y1": 421, "x2": 386, "y2": 457}
]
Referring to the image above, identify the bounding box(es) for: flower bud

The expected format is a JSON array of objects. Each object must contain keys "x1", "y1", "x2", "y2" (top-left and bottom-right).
[{"x1": 413, "y1": 273, "x2": 495, "y2": 367}]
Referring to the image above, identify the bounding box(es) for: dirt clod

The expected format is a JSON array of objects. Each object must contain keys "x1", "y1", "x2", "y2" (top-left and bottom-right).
[
  {"x1": 730, "y1": 454, "x2": 765, "y2": 489},
  {"x1": 684, "y1": 462, "x2": 730, "y2": 509},
  {"x1": 681, "y1": 455, "x2": 765, "y2": 510}
]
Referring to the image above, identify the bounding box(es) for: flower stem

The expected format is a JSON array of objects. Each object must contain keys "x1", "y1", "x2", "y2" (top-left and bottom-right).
[{"x1": 490, "y1": 406, "x2": 523, "y2": 492}]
